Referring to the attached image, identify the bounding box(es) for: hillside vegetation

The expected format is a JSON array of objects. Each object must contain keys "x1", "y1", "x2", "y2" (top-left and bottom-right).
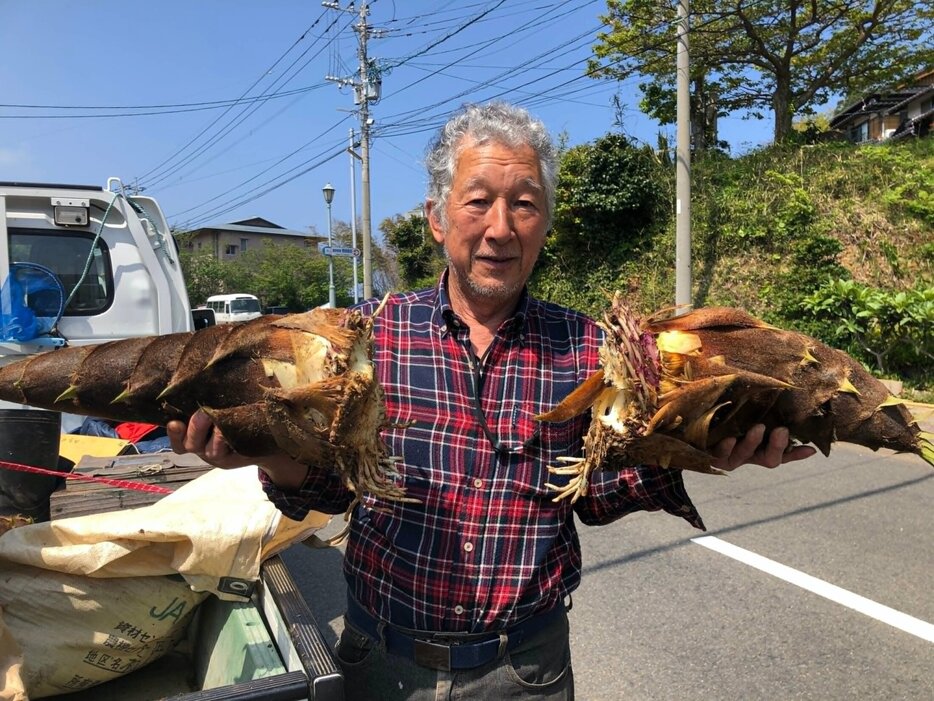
[
  {"x1": 691, "y1": 139, "x2": 932, "y2": 312},
  {"x1": 531, "y1": 137, "x2": 933, "y2": 394}
]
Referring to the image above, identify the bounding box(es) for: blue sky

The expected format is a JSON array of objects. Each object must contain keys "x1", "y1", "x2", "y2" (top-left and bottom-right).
[{"x1": 1, "y1": 0, "x2": 773, "y2": 239}]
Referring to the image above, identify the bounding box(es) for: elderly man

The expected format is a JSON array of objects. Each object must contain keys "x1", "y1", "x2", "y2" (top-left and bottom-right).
[{"x1": 169, "y1": 101, "x2": 813, "y2": 700}]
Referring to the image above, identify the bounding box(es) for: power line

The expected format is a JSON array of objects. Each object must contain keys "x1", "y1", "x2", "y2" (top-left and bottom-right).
[
  {"x1": 137, "y1": 9, "x2": 341, "y2": 187},
  {"x1": 182, "y1": 0, "x2": 776, "y2": 230},
  {"x1": 176, "y1": 1, "x2": 609, "y2": 227},
  {"x1": 375, "y1": 24, "x2": 603, "y2": 133},
  {"x1": 172, "y1": 143, "x2": 347, "y2": 229},
  {"x1": 0, "y1": 86, "x2": 324, "y2": 113},
  {"x1": 169, "y1": 114, "x2": 353, "y2": 226}
]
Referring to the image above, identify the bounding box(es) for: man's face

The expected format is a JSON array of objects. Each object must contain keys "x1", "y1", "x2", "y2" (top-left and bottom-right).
[{"x1": 427, "y1": 140, "x2": 547, "y2": 310}]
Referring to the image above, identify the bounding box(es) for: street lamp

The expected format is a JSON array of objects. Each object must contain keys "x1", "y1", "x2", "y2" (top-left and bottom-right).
[{"x1": 322, "y1": 182, "x2": 336, "y2": 308}]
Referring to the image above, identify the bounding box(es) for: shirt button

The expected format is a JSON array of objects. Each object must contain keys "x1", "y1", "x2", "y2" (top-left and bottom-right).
[
  {"x1": 454, "y1": 605, "x2": 465, "y2": 615},
  {"x1": 463, "y1": 542, "x2": 474, "y2": 552},
  {"x1": 473, "y1": 479, "x2": 483, "y2": 488}
]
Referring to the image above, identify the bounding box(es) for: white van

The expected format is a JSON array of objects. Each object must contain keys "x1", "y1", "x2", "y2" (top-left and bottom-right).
[{"x1": 205, "y1": 293, "x2": 262, "y2": 324}]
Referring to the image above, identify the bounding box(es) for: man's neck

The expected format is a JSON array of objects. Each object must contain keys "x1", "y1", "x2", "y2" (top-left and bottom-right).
[{"x1": 446, "y1": 279, "x2": 521, "y2": 357}]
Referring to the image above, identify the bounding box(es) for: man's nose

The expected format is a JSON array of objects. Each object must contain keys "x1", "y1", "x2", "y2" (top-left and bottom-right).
[{"x1": 485, "y1": 198, "x2": 513, "y2": 239}]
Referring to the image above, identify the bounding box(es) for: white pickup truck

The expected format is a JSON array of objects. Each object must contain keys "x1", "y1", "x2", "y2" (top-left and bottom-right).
[{"x1": 0, "y1": 179, "x2": 343, "y2": 701}]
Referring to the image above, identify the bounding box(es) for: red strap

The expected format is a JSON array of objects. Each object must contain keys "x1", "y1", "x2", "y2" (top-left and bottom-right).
[{"x1": 0, "y1": 459, "x2": 173, "y2": 495}]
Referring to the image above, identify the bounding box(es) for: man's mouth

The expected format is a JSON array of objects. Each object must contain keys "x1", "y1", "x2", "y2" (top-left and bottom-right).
[{"x1": 476, "y1": 253, "x2": 513, "y2": 264}]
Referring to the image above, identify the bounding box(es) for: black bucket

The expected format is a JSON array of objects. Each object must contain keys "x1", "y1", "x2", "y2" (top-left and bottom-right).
[{"x1": 0, "y1": 409, "x2": 63, "y2": 521}]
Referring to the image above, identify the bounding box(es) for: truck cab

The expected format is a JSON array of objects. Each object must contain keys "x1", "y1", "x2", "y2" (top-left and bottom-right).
[
  {"x1": 0, "y1": 176, "x2": 194, "y2": 461},
  {"x1": 0, "y1": 178, "x2": 192, "y2": 356}
]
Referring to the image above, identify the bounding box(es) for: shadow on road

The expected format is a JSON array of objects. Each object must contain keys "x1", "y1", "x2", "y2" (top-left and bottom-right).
[{"x1": 581, "y1": 470, "x2": 932, "y2": 577}]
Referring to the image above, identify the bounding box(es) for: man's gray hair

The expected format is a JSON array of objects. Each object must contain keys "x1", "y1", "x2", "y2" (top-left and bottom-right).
[{"x1": 425, "y1": 101, "x2": 556, "y2": 228}]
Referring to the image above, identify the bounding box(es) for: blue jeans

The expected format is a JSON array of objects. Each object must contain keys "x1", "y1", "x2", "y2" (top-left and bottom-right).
[{"x1": 335, "y1": 607, "x2": 574, "y2": 700}]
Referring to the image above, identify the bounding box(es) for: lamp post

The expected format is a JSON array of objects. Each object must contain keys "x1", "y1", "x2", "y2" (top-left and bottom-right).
[{"x1": 322, "y1": 182, "x2": 336, "y2": 308}]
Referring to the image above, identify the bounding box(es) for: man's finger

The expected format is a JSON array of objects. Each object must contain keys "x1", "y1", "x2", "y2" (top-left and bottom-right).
[
  {"x1": 754, "y1": 427, "x2": 789, "y2": 468},
  {"x1": 781, "y1": 444, "x2": 818, "y2": 464},
  {"x1": 166, "y1": 420, "x2": 186, "y2": 452},
  {"x1": 205, "y1": 423, "x2": 234, "y2": 462},
  {"x1": 729, "y1": 424, "x2": 767, "y2": 467},
  {"x1": 711, "y1": 436, "x2": 737, "y2": 461}
]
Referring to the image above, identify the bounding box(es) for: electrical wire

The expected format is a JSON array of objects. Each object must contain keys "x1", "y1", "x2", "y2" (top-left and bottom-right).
[
  {"x1": 137, "y1": 10, "x2": 346, "y2": 189},
  {"x1": 170, "y1": 115, "x2": 354, "y2": 228},
  {"x1": 0, "y1": 87, "x2": 325, "y2": 114},
  {"x1": 167, "y1": 1, "x2": 607, "y2": 224},
  {"x1": 37, "y1": 0, "x2": 771, "y2": 227}
]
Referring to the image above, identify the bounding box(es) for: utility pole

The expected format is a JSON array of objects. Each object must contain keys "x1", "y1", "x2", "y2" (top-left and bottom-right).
[
  {"x1": 348, "y1": 128, "x2": 360, "y2": 303},
  {"x1": 324, "y1": 0, "x2": 380, "y2": 299},
  {"x1": 675, "y1": 0, "x2": 692, "y2": 311}
]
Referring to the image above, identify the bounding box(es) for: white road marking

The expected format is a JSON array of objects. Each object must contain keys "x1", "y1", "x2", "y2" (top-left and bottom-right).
[{"x1": 692, "y1": 535, "x2": 934, "y2": 643}]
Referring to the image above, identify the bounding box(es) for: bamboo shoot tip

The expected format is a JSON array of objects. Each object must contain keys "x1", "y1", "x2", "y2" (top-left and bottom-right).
[{"x1": 55, "y1": 386, "x2": 78, "y2": 403}]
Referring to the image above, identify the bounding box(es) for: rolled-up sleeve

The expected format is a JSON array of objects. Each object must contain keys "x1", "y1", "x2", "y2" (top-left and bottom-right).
[
  {"x1": 574, "y1": 464, "x2": 705, "y2": 531},
  {"x1": 259, "y1": 465, "x2": 355, "y2": 519}
]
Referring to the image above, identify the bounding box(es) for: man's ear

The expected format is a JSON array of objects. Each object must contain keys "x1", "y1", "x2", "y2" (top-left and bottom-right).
[{"x1": 425, "y1": 200, "x2": 445, "y2": 244}]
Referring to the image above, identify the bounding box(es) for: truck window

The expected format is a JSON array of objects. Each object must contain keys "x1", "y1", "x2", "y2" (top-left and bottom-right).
[{"x1": 8, "y1": 229, "x2": 112, "y2": 316}]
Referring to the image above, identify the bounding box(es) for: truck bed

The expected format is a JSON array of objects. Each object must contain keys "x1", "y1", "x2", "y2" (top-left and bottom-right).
[{"x1": 44, "y1": 556, "x2": 343, "y2": 701}]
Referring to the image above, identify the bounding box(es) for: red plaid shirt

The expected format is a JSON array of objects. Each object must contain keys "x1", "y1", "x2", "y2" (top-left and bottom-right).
[{"x1": 262, "y1": 274, "x2": 703, "y2": 632}]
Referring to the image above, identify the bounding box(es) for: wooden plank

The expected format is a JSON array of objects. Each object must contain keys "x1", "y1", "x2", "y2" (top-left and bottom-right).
[{"x1": 50, "y1": 452, "x2": 213, "y2": 520}]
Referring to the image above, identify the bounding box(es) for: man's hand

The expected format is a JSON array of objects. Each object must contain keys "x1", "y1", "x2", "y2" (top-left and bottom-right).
[
  {"x1": 167, "y1": 410, "x2": 310, "y2": 488},
  {"x1": 710, "y1": 424, "x2": 817, "y2": 472},
  {"x1": 167, "y1": 411, "x2": 254, "y2": 469}
]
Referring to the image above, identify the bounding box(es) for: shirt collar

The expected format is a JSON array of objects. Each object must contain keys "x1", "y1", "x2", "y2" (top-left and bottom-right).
[{"x1": 434, "y1": 269, "x2": 529, "y2": 342}]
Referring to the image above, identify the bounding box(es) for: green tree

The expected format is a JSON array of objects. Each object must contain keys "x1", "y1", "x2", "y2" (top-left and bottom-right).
[
  {"x1": 329, "y1": 219, "x2": 402, "y2": 298},
  {"x1": 240, "y1": 242, "x2": 336, "y2": 310},
  {"x1": 529, "y1": 132, "x2": 673, "y2": 315},
  {"x1": 590, "y1": 0, "x2": 933, "y2": 144},
  {"x1": 551, "y1": 133, "x2": 666, "y2": 256},
  {"x1": 380, "y1": 210, "x2": 444, "y2": 290},
  {"x1": 178, "y1": 250, "x2": 253, "y2": 306}
]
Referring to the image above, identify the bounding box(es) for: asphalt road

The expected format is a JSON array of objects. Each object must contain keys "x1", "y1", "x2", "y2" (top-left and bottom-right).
[{"x1": 282, "y1": 442, "x2": 933, "y2": 700}]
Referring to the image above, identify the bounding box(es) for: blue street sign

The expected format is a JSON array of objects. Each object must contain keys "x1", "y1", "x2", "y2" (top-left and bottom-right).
[{"x1": 319, "y1": 245, "x2": 360, "y2": 257}]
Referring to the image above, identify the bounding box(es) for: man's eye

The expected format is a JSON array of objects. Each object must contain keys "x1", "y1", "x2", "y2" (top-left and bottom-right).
[
  {"x1": 516, "y1": 199, "x2": 537, "y2": 209},
  {"x1": 468, "y1": 198, "x2": 488, "y2": 207}
]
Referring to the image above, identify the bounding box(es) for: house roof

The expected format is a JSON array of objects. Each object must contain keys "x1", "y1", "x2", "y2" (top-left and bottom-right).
[
  {"x1": 890, "y1": 103, "x2": 934, "y2": 140},
  {"x1": 886, "y1": 85, "x2": 934, "y2": 114},
  {"x1": 230, "y1": 217, "x2": 284, "y2": 229},
  {"x1": 187, "y1": 217, "x2": 315, "y2": 238},
  {"x1": 831, "y1": 70, "x2": 934, "y2": 129},
  {"x1": 830, "y1": 86, "x2": 929, "y2": 128},
  {"x1": 205, "y1": 222, "x2": 312, "y2": 237}
]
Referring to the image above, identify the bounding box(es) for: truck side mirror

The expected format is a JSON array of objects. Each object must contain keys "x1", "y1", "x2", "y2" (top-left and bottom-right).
[{"x1": 191, "y1": 308, "x2": 216, "y2": 330}]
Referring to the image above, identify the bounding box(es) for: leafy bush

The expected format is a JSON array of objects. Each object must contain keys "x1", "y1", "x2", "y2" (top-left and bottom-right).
[
  {"x1": 801, "y1": 280, "x2": 934, "y2": 382},
  {"x1": 551, "y1": 133, "x2": 667, "y2": 258},
  {"x1": 859, "y1": 145, "x2": 934, "y2": 226}
]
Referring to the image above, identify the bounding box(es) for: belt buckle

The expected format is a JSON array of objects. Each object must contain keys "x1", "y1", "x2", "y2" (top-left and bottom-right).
[{"x1": 413, "y1": 639, "x2": 452, "y2": 671}]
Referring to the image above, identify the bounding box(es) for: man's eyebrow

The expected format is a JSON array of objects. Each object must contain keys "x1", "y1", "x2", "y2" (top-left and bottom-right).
[
  {"x1": 519, "y1": 177, "x2": 544, "y2": 192},
  {"x1": 460, "y1": 176, "x2": 543, "y2": 191}
]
